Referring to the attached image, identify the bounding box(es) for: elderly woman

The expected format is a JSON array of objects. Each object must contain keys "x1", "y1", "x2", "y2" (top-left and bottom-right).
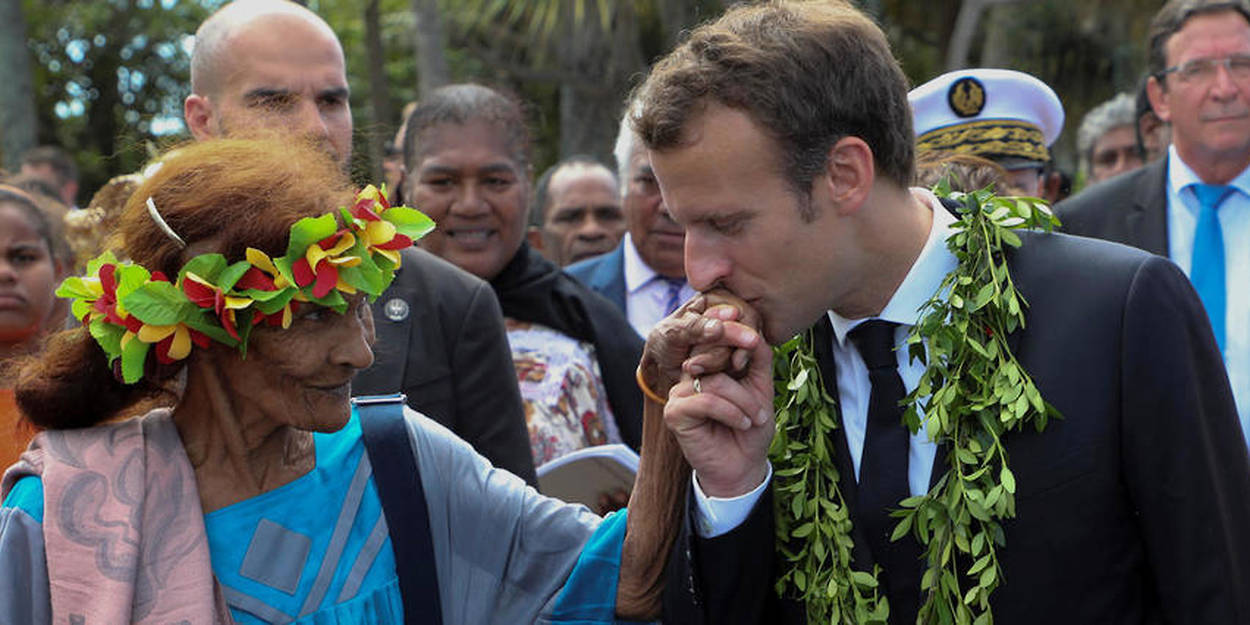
[{"x1": 0, "y1": 139, "x2": 709, "y2": 624}]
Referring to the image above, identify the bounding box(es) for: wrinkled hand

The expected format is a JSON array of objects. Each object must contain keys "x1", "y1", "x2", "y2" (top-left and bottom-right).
[
  {"x1": 639, "y1": 289, "x2": 763, "y2": 400},
  {"x1": 664, "y1": 336, "x2": 774, "y2": 498}
]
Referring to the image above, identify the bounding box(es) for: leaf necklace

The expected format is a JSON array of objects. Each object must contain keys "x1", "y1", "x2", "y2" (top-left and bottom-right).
[{"x1": 768, "y1": 183, "x2": 1062, "y2": 625}]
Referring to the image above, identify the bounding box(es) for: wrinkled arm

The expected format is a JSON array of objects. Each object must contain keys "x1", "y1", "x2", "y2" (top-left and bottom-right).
[{"x1": 615, "y1": 393, "x2": 690, "y2": 620}]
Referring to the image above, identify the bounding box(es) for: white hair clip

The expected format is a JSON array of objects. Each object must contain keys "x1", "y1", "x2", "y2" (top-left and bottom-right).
[{"x1": 146, "y1": 196, "x2": 186, "y2": 249}]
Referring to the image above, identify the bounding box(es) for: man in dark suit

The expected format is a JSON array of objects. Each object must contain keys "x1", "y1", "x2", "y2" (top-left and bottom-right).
[
  {"x1": 1057, "y1": 0, "x2": 1250, "y2": 453},
  {"x1": 183, "y1": 0, "x2": 536, "y2": 484},
  {"x1": 626, "y1": 2, "x2": 1250, "y2": 623},
  {"x1": 566, "y1": 105, "x2": 695, "y2": 338}
]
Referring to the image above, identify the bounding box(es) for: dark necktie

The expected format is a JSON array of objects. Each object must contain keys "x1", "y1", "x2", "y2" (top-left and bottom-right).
[
  {"x1": 1190, "y1": 183, "x2": 1234, "y2": 352},
  {"x1": 848, "y1": 320, "x2": 911, "y2": 562}
]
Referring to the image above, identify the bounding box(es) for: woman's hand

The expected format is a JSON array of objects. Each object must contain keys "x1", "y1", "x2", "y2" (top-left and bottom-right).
[{"x1": 638, "y1": 289, "x2": 762, "y2": 401}]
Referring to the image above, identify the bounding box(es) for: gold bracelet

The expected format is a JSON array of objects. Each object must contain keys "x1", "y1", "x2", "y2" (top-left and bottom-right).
[{"x1": 635, "y1": 366, "x2": 668, "y2": 405}]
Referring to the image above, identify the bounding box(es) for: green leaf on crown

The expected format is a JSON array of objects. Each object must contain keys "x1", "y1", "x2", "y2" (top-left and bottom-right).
[
  {"x1": 89, "y1": 320, "x2": 125, "y2": 359},
  {"x1": 123, "y1": 280, "x2": 196, "y2": 326},
  {"x1": 217, "y1": 260, "x2": 255, "y2": 292},
  {"x1": 55, "y1": 276, "x2": 98, "y2": 301},
  {"x1": 182, "y1": 308, "x2": 238, "y2": 346},
  {"x1": 120, "y1": 337, "x2": 150, "y2": 384},
  {"x1": 308, "y1": 288, "x2": 347, "y2": 313},
  {"x1": 84, "y1": 250, "x2": 120, "y2": 276},
  {"x1": 272, "y1": 255, "x2": 297, "y2": 290},
  {"x1": 179, "y1": 254, "x2": 227, "y2": 284},
  {"x1": 382, "y1": 206, "x2": 436, "y2": 239},
  {"x1": 113, "y1": 263, "x2": 152, "y2": 300},
  {"x1": 286, "y1": 213, "x2": 339, "y2": 260}
]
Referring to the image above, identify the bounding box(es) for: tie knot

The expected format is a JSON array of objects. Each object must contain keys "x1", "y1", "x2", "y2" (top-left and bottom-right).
[
  {"x1": 1191, "y1": 183, "x2": 1235, "y2": 212},
  {"x1": 848, "y1": 320, "x2": 900, "y2": 370},
  {"x1": 658, "y1": 277, "x2": 685, "y2": 315}
]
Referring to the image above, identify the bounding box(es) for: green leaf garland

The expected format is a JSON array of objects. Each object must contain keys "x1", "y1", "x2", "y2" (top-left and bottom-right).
[{"x1": 769, "y1": 182, "x2": 1062, "y2": 624}]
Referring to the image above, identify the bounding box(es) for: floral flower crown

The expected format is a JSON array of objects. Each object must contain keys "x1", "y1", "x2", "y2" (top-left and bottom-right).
[{"x1": 56, "y1": 185, "x2": 434, "y2": 383}]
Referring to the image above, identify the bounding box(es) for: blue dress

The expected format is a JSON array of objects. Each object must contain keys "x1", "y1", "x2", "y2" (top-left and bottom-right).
[{"x1": 1, "y1": 409, "x2": 631, "y2": 625}]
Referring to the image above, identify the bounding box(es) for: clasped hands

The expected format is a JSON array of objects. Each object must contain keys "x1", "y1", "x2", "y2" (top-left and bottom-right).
[{"x1": 639, "y1": 289, "x2": 775, "y2": 499}]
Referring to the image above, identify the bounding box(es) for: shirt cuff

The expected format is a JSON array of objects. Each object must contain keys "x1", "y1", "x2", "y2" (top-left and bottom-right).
[{"x1": 691, "y1": 463, "x2": 773, "y2": 538}]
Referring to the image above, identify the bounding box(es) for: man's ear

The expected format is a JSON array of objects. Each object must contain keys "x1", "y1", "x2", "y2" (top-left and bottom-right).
[
  {"x1": 526, "y1": 226, "x2": 545, "y2": 251},
  {"x1": 184, "y1": 93, "x2": 216, "y2": 140},
  {"x1": 1146, "y1": 75, "x2": 1172, "y2": 124},
  {"x1": 819, "y1": 136, "x2": 875, "y2": 216}
]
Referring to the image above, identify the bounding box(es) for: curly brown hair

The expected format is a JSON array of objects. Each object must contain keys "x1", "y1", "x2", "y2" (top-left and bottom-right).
[{"x1": 631, "y1": 0, "x2": 914, "y2": 210}]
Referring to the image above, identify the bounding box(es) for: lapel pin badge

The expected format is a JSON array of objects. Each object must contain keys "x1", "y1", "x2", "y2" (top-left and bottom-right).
[{"x1": 383, "y1": 297, "x2": 410, "y2": 322}]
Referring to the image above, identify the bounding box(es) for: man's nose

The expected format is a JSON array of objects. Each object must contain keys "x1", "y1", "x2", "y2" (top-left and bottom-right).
[
  {"x1": 575, "y1": 214, "x2": 610, "y2": 240},
  {"x1": 451, "y1": 183, "x2": 490, "y2": 217},
  {"x1": 292, "y1": 100, "x2": 331, "y2": 141},
  {"x1": 683, "y1": 232, "x2": 728, "y2": 291}
]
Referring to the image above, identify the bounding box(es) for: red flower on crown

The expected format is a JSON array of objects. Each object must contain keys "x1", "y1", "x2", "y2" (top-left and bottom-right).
[{"x1": 291, "y1": 230, "x2": 361, "y2": 298}]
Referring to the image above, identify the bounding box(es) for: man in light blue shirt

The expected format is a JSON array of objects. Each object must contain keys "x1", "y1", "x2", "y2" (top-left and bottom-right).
[{"x1": 1059, "y1": 0, "x2": 1250, "y2": 449}]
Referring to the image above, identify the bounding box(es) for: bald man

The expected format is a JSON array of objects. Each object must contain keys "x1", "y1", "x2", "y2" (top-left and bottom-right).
[{"x1": 183, "y1": 0, "x2": 538, "y2": 485}]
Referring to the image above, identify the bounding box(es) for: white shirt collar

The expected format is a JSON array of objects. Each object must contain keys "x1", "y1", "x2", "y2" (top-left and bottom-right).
[
  {"x1": 826, "y1": 188, "x2": 959, "y2": 345},
  {"x1": 623, "y1": 232, "x2": 663, "y2": 293},
  {"x1": 1167, "y1": 144, "x2": 1250, "y2": 217}
]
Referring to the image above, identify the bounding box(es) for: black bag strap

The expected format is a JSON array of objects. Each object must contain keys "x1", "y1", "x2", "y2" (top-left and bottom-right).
[{"x1": 354, "y1": 394, "x2": 444, "y2": 625}]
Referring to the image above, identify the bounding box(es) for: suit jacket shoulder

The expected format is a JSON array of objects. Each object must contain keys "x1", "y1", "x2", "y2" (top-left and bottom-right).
[
  {"x1": 353, "y1": 247, "x2": 537, "y2": 485},
  {"x1": 565, "y1": 243, "x2": 628, "y2": 314},
  {"x1": 1054, "y1": 159, "x2": 1169, "y2": 255}
]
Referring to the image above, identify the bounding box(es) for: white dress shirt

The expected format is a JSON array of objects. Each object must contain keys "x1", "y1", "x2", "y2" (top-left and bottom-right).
[
  {"x1": 827, "y1": 189, "x2": 957, "y2": 496},
  {"x1": 1165, "y1": 146, "x2": 1250, "y2": 445},
  {"x1": 692, "y1": 188, "x2": 955, "y2": 536},
  {"x1": 623, "y1": 233, "x2": 697, "y2": 337}
]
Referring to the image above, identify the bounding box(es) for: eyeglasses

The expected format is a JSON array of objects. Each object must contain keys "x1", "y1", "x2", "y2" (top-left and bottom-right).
[{"x1": 1157, "y1": 54, "x2": 1250, "y2": 84}]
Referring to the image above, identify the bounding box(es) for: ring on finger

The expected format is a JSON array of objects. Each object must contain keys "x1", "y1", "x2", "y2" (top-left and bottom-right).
[{"x1": 693, "y1": 377, "x2": 703, "y2": 394}]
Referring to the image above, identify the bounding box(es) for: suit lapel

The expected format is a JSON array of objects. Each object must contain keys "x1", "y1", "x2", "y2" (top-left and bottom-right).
[
  {"x1": 358, "y1": 264, "x2": 418, "y2": 391},
  {"x1": 1126, "y1": 159, "x2": 1170, "y2": 256},
  {"x1": 591, "y1": 244, "x2": 629, "y2": 312}
]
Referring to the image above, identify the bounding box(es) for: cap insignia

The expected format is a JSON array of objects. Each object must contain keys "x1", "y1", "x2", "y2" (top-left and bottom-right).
[{"x1": 948, "y1": 77, "x2": 986, "y2": 118}]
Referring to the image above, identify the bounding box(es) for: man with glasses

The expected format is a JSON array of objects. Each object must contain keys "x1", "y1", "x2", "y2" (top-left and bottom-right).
[{"x1": 1059, "y1": 0, "x2": 1250, "y2": 451}]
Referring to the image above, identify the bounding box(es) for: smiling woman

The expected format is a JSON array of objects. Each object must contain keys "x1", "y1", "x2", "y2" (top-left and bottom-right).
[
  {"x1": 0, "y1": 139, "x2": 682, "y2": 624},
  {"x1": 401, "y1": 84, "x2": 647, "y2": 475}
]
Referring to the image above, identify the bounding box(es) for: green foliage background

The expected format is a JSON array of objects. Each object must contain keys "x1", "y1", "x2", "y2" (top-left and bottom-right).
[{"x1": 13, "y1": 0, "x2": 1161, "y2": 205}]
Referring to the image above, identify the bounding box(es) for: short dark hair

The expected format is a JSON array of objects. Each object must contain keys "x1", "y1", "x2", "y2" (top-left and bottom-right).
[
  {"x1": 632, "y1": 0, "x2": 914, "y2": 213},
  {"x1": 0, "y1": 185, "x2": 59, "y2": 258},
  {"x1": 530, "y1": 155, "x2": 614, "y2": 228},
  {"x1": 1149, "y1": 1, "x2": 1250, "y2": 81},
  {"x1": 20, "y1": 145, "x2": 79, "y2": 186},
  {"x1": 401, "y1": 84, "x2": 532, "y2": 176},
  {"x1": 3, "y1": 173, "x2": 62, "y2": 204}
]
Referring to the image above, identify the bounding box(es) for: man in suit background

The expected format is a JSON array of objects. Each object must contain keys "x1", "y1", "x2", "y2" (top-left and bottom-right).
[
  {"x1": 566, "y1": 106, "x2": 696, "y2": 337},
  {"x1": 183, "y1": 0, "x2": 537, "y2": 485},
  {"x1": 623, "y1": 2, "x2": 1250, "y2": 623},
  {"x1": 1077, "y1": 92, "x2": 1145, "y2": 185},
  {"x1": 1058, "y1": 0, "x2": 1250, "y2": 451},
  {"x1": 528, "y1": 155, "x2": 626, "y2": 267}
]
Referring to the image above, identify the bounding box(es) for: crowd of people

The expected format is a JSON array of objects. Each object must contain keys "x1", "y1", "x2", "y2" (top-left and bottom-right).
[{"x1": 2, "y1": 0, "x2": 1250, "y2": 623}]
